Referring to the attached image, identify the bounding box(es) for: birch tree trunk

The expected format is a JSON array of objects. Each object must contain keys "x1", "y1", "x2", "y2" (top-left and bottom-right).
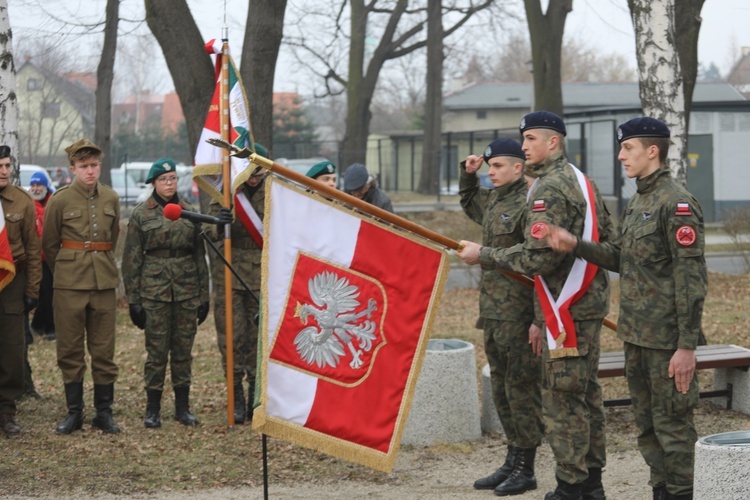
[
  {"x1": 628, "y1": 0, "x2": 687, "y2": 184},
  {"x1": 0, "y1": 0, "x2": 19, "y2": 183}
]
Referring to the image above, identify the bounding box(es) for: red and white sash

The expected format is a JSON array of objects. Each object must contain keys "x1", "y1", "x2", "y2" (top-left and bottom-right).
[
  {"x1": 234, "y1": 191, "x2": 263, "y2": 249},
  {"x1": 533, "y1": 165, "x2": 599, "y2": 358}
]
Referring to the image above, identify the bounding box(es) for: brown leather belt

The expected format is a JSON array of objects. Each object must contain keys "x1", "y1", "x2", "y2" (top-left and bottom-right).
[{"x1": 60, "y1": 240, "x2": 113, "y2": 251}]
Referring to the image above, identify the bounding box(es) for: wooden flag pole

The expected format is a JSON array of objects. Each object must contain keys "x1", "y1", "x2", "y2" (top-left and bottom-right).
[
  {"x1": 245, "y1": 152, "x2": 617, "y2": 333},
  {"x1": 220, "y1": 32, "x2": 236, "y2": 427}
]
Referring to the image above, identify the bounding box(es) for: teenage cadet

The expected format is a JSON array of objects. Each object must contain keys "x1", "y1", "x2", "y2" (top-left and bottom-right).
[
  {"x1": 342, "y1": 163, "x2": 393, "y2": 212},
  {"x1": 460, "y1": 138, "x2": 543, "y2": 496},
  {"x1": 457, "y1": 111, "x2": 615, "y2": 500},
  {"x1": 306, "y1": 160, "x2": 337, "y2": 189},
  {"x1": 548, "y1": 117, "x2": 707, "y2": 500},
  {"x1": 0, "y1": 145, "x2": 42, "y2": 435},
  {"x1": 122, "y1": 158, "x2": 210, "y2": 428},
  {"x1": 43, "y1": 138, "x2": 122, "y2": 435}
]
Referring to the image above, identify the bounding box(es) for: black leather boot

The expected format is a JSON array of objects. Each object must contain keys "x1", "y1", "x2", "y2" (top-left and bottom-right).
[
  {"x1": 144, "y1": 389, "x2": 162, "y2": 429},
  {"x1": 233, "y1": 380, "x2": 246, "y2": 424},
  {"x1": 665, "y1": 492, "x2": 693, "y2": 500},
  {"x1": 91, "y1": 383, "x2": 121, "y2": 434},
  {"x1": 174, "y1": 386, "x2": 199, "y2": 426},
  {"x1": 581, "y1": 467, "x2": 606, "y2": 499},
  {"x1": 55, "y1": 382, "x2": 84, "y2": 435},
  {"x1": 474, "y1": 446, "x2": 517, "y2": 490},
  {"x1": 653, "y1": 486, "x2": 667, "y2": 500},
  {"x1": 545, "y1": 476, "x2": 583, "y2": 500},
  {"x1": 494, "y1": 447, "x2": 537, "y2": 496}
]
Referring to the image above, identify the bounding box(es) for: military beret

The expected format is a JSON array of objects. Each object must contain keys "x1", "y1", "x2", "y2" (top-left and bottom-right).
[
  {"x1": 617, "y1": 117, "x2": 670, "y2": 143},
  {"x1": 483, "y1": 138, "x2": 525, "y2": 164},
  {"x1": 146, "y1": 158, "x2": 177, "y2": 184},
  {"x1": 0, "y1": 145, "x2": 10, "y2": 159},
  {"x1": 306, "y1": 161, "x2": 336, "y2": 179},
  {"x1": 252, "y1": 143, "x2": 268, "y2": 158},
  {"x1": 519, "y1": 111, "x2": 567, "y2": 137},
  {"x1": 342, "y1": 163, "x2": 369, "y2": 192},
  {"x1": 65, "y1": 138, "x2": 102, "y2": 163}
]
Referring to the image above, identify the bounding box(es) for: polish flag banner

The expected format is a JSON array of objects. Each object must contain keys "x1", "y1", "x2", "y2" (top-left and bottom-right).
[
  {"x1": 252, "y1": 178, "x2": 449, "y2": 472},
  {"x1": 0, "y1": 202, "x2": 15, "y2": 291}
]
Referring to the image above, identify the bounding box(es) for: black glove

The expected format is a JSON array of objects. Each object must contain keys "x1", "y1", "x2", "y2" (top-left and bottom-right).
[
  {"x1": 24, "y1": 296, "x2": 38, "y2": 314},
  {"x1": 217, "y1": 207, "x2": 232, "y2": 232},
  {"x1": 129, "y1": 303, "x2": 146, "y2": 330},
  {"x1": 197, "y1": 301, "x2": 210, "y2": 325}
]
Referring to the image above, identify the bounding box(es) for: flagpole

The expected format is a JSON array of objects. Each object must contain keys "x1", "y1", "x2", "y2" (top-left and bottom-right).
[
  {"x1": 246, "y1": 153, "x2": 618, "y2": 333},
  {"x1": 220, "y1": 29, "x2": 236, "y2": 427}
]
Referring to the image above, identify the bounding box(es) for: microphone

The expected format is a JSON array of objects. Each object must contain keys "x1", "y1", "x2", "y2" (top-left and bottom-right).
[{"x1": 163, "y1": 203, "x2": 221, "y2": 225}]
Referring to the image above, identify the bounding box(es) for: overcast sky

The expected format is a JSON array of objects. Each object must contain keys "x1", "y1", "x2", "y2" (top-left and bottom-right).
[{"x1": 8, "y1": 0, "x2": 750, "y2": 93}]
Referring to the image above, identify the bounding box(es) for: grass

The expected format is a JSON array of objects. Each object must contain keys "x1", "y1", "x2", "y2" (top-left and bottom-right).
[{"x1": 2, "y1": 210, "x2": 749, "y2": 496}]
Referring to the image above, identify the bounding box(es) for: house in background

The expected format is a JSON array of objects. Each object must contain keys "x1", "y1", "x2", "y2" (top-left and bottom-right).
[{"x1": 112, "y1": 90, "x2": 184, "y2": 136}]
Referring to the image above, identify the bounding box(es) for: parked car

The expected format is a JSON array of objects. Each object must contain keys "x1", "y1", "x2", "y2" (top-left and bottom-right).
[
  {"x1": 19, "y1": 164, "x2": 55, "y2": 192},
  {"x1": 109, "y1": 169, "x2": 148, "y2": 206}
]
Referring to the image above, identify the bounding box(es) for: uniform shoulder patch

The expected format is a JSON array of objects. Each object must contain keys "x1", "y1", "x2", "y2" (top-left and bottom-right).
[
  {"x1": 676, "y1": 225, "x2": 697, "y2": 246},
  {"x1": 675, "y1": 202, "x2": 692, "y2": 216},
  {"x1": 532, "y1": 199, "x2": 546, "y2": 212},
  {"x1": 530, "y1": 221, "x2": 549, "y2": 239}
]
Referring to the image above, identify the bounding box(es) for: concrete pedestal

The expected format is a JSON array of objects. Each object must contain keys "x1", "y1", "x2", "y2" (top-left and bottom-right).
[
  {"x1": 401, "y1": 339, "x2": 482, "y2": 446},
  {"x1": 694, "y1": 431, "x2": 750, "y2": 499}
]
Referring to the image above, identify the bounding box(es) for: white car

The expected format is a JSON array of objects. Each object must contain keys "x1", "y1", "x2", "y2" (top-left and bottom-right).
[
  {"x1": 19, "y1": 164, "x2": 55, "y2": 192},
  {"x1": 109, "y1": 169, "x2": 148, "y2": 206}
]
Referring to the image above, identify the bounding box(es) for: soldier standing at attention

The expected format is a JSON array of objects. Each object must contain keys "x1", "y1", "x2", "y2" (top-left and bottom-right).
[
  {"x1": 122, "y1": 158, "x2": 210, "y2": 428},
  {"x1": 457, "y1": 111, "x2": 614, "y2": 500},
  {"x1": 548, "y1": 117, "x2": 706, "y2": 500},
  {"x1": 43, "y1": 138, "x2": 121, "y2": 435},
  {"x1": 207, "y1": 144, "x2": 267, "y2": 424},
  {"x1": 0, "y1": 145, "x2": 42, "y2": 435},
  {"x1": 460, "y1": 138, "x2": 543, "y2": 497}
]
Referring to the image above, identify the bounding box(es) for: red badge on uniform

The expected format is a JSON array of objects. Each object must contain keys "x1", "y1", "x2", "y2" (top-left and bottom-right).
[
  {"x1": 532, "y1": 199, "x2": 546, "y2": 212},
  {"x1": 676, "y1": 225, "x2": 697, "y2": 246},
  {"x1": 675, "y1": 203, "x2": 692, "y2": 216},
  {"x1": 530, "y1": 221, "x2": 549, "y2": 239}
]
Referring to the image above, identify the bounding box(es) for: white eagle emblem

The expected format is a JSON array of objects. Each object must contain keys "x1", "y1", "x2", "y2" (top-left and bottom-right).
[{"x1": 293, "y1": 271, "x2": 378, "y2": 370}]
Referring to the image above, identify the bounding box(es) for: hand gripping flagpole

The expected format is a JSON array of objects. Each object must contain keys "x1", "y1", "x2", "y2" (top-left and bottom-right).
[
  {"x1": 220, "y1": 30, "x2": 237, "y2": 427},
  {"x1": 206, "y1": 139, "x2": 617, "y2": 334}
]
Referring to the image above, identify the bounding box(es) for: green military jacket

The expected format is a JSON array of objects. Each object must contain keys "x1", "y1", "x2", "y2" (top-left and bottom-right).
[
  {"x1": 206, "y1": 179, "x2": 265, "y2": 291},
  {"x1": 575, "y1": 167, "x2": 707, "y2": 350},
  {"x1": 0, "y1": 184, "x2": 42, "y2": 298},
  {"x1": 42, "y1": 180, "x2": 120, "y2": 290},
  {"x1": 479, "y1": 153, "x2": 614, "y2": 328},
  {"x1": 459, "y1": 167, "x2": 534, "y2": 321},
  {"x1": 121, "y1": 195, "x2": 209, "y2": 304}
]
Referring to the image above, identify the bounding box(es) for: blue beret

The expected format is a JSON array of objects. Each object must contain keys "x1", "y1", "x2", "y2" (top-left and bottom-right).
[
  {"x1": 520, "y1": 111, "x2": 567, "y2": 137},
  {"x1": 146, "y1": 158, "x2": 177, "y2": 184},
  {"x1": 306, "y1": 161, "x2": 336, "y2": 179},
  {"x1": 483, "y1": 138, "x2": 525, "y2": 163},
  {"x1": 617, "y1": 117, "x2": 670, "y2": 143},
  {"x1": 342, "y1": 163, "x2": 369, "y2": 192}
]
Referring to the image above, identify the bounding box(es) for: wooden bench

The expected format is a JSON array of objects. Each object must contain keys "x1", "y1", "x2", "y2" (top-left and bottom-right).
[{"x1": 598, "y1": 344, "x2": 750, "y2": 412}]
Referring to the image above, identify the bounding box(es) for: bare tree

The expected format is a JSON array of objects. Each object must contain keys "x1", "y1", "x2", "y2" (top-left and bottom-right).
[
  {"x1": 418, "y1": 0, "x2": 444, "y2": 194},
  {"x1": 0, "y1": 0, "x2": 19, "y2": 182},
  {"x1": 627, "y1": 0, "x2": 704, "y2": 184},
  {"x1": 95, "y1": 0, "x2": 118, "y2": 183},
  {"x1": 524, "y1": 0, "x2": 572, "y2": 115}
]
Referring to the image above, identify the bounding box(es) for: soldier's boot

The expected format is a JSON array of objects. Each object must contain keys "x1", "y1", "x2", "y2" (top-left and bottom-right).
[
  {"x1": 544, "y1": 476, "x2": 584, "y2": 500},
  {"x1": 473, "y1": 446, "x2": 517, "y2": 490},
  {"x1": 665, "y1": 492, "x2": 692, "y2": 500},
  {"x1": 494, "y1": 447, "x2": 537, "y2": 496},
  {"x1": 1, "y1": 413, "x2": 21, "y2": 435},
  {"x1": 233, "y1": 381, "x2": 246, "y2": 424},
  {"x1": 144, "y1": 389, "x2": 162, "y2": 429},
  {"x1": 22, "y1": 364, "x2": 42, "y2": 400},
  {"x1": 652, "y1": 486, "x2": 667, "y2": 500},
  {"x1": 91, "y1": 383, "x2": 121, "y2": 434},
  {"x1": 55, "y1": 382, "x2": 84, "y2": 435},
  {"x1": 174, "y1": 386, "x2": 199, "y2": 426},
  {"x1": 581, "y1": 467, "x2": 606, "y2": 499}
]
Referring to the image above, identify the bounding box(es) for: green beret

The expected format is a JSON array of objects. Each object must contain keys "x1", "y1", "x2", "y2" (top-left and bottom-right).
[
  {"x1": 253, "y1": 143, "x2": 268, "y2": 158},
  {"x1": 306, "y1": 161, "x2": 336, "y2": 179},
  {"x1": 146, "y1": 158, "x2": 177, "y2": 184}
]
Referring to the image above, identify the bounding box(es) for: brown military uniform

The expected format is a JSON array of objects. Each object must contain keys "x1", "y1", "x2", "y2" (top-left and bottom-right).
[
  {"x1": 0, "y1": 184, "x2": 42, "y2": 415},
  {"x1": 42, "y1": 179, "x2": 120, "y2": 384}
]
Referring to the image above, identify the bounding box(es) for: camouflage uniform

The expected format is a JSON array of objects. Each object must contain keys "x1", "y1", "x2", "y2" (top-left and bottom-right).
[
  {"x1": 0, "y1": 184, "x2": 42, "y2": 428},
  {"x1": 576, "y1": 166, "x2": 706, "y2": 497},
  {"x1": 459, "y1": 167, "x2": 542, "y2": 449},
  {"x1": 206, "y1": 180, "x2": 264, "y2": 392},
  {"x1": 480, "y1": 152, "x2": 614, "y2": 485},
  {"x1": 121, "y1": 195, "x2": 209, "y2": 391}
]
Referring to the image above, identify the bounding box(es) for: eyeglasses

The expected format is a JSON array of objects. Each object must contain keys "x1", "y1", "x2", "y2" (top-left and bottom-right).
[{"x1": 156, "y1": 176, "x2": 178, "y2": 184}]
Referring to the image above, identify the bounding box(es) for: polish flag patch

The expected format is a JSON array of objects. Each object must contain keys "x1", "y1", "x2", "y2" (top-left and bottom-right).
[
  {"x1": 675, "y1": 203, "x2": 692, "y2": 216},
  {"x1": 676, "y1": 225, "x2": 697, "y2": 246},
  {"x1": 532, "y1": 199, "x2": 546, "y2": 212}
]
